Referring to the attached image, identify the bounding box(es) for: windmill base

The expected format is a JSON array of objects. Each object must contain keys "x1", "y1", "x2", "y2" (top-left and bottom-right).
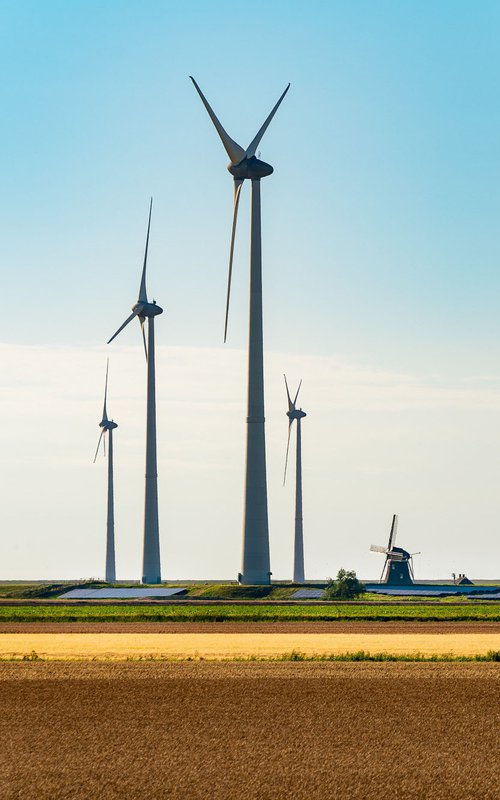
[{"x1": 383, "y1": 560, "x2": 414, "y2": 586}]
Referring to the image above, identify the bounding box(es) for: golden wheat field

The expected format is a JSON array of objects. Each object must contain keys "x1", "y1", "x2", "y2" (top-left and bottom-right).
[
  {"x1": 0, "y1": 631, "x2": 499, "y2": 659},
  {"x1": 1, "y1": 661, "x2": 499, "y2": 800}
]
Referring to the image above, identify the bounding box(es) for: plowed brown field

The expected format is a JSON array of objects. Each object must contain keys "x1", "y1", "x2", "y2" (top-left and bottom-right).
[
  {"x1": 2, "y1": 620, "x2": 499, "y2": 633},
  {"x1": 1, "y1": 661, "x2": 499, "y2": 800}
]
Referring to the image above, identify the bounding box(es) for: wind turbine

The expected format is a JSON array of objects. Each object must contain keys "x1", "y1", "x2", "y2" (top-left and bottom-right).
[
  {"x1": 190, "y1": 76, "x2": 290, "y2": 585},
  {"x1": 94, "y1": 359, "x2": 118, "y2": 583},
  {"x1": 283, "y1": 375, "x2": 307, "y2": 584},
  {"x1": 107, "y1": 198, "x2": 163, "y2": 584}
]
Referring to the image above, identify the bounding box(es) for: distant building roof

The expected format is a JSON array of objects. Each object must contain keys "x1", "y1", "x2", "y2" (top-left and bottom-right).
[
  {"x1": 291, "y1": 589, "x2": 325, "y2": 599},
  {"x1": 368, "y1": 588, "x2": 454, "y2": 597},
  {"x1": 366, "y1": 584, "x2": 497, "y2": 597},
  {"x1": 59, "y1": 587, "x2": 187, "y2": 599}
]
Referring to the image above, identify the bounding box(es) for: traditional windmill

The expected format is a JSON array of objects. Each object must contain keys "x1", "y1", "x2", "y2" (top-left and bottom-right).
[{"x1": 370, "y1": 515, "x2": 418, "y2": 585}]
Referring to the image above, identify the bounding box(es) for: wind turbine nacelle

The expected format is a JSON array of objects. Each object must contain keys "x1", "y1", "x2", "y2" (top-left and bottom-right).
[
  {"x1": 228, "y1": 156, "x2": 274, "y2": 180},
  {"x1": 100, "y1": 419, "x2": 118, "y2": 430},
  {"x1": 133, "y1": 301, "x2": 163, "y2": 318},
  {"x1": 287, "y1": 409, "x2": 307, "y2": 420}
]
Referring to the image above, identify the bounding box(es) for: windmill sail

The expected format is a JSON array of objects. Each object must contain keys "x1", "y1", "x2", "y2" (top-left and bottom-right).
[
  {"x1": 370, "y1": 544, "x2": 387, "y2": 554},
  {"x1": 387, "y1": 514, "x2": 398, "y2": 551}
]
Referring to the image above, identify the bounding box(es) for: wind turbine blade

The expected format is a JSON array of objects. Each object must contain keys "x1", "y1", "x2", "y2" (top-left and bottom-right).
[
  {"x1": 107, "y1": 312, "x2": 137, "y2": 344},
  {"x1": 380, "y1": 557, "x2": 388, "y2": 583},
  {"x1": 138, "y1": 198, "x2": 152, "y2": 304},
  {"x1": 283, "y1": 420, "x2": 293, "y2": 486},
  {"x1": 245, "y1": 83, "x2": 290, "y2": 159},
  {"x1": 224, "y1": 179, "x2": 244, "y2": 342},
  {"x1": 284, "y1": 374, "x2": 294, "y2": 412},
  {"x1": 93, "y1": 429, "x2": 105, "y2": 463},
  {"x1": 370, "y1": 545, "x2": 388, "y2": 554},
  {"x1": 102, "y1": 359, "x2": 109, "y2": 422},
  {"x1": 388, "y1": 514, "x2": 398, "y2": 551},
  {"x1": 293, "y1": 379, "x2": 302, "y2": 407},
  {"x1": 190, "y1": 76, "x2": 246, "y2": 165},
  {"x1": 140, "y1": 317, "x2": 148, "y2": 361}
]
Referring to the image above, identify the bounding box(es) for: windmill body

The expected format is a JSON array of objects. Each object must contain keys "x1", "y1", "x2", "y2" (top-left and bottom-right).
[
  {"x1": 108, "y1": 200, "x2": 163, "y2": 584},
  {"x1": 284, "y1": 376, "x2": 306, "y2": 584},
  {"x1": 191, "y1": 77, "x2": 289, "y2": 584},
  {"x1": 94, "y1": 361, "x2": 118, "y2": 583},
  {"x1": 370, "y1": 515, "x2": 415, "y2": 586}
]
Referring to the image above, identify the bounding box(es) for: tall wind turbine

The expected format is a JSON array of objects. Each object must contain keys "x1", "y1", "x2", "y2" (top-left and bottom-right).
[
  {"x1": 283, "y1": 375, "x2": 307, "y2": 584},
  {"x1": 107, "y1": 199, "x2": 163, "y2": 584},
  {"x1": 191, "y1": 76, "x2": 290, "y2": 585},
  {"x1": 94, "y1": 359, "x2": 118, "y2": 583}
]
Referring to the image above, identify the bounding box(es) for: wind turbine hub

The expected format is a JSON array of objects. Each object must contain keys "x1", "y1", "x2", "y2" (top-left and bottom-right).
[
  {"x1": 228, "y1": 156, "x2": 273, "y2": 180},
  {"x1": 133, "y1": 301, "x2": 163, "y2": 318}
]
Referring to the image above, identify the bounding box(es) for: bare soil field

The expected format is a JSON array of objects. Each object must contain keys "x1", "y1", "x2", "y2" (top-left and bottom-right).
[
  {"x1": 1, "y1": 661, "x2": 499, "y2": 800},
  {"x1": 1, "y1": 631, "x2": 499, "y2": 659},
  {"x1": 2, "y1": 620, "x2": 499, "y2": 633}
]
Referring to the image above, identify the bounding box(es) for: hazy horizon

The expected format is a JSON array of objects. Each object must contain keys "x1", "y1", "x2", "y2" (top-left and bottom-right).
[{"x1": 2, "y1": 342, "x2": 499, "y2": 581}]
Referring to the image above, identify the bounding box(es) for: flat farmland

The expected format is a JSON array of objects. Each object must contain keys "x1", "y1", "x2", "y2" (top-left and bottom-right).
[{"x1": 1, "y1": 661, "x2": 499, "y2": 800}]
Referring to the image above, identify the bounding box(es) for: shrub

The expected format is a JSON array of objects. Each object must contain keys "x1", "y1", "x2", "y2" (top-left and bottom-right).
[{"x1": 323, "y1": 569, "x2": 366, "y2": 600}]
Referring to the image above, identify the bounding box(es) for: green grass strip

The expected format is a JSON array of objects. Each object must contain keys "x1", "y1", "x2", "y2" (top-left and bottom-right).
[
  {"x1": 1, "y1": 649, "x2": 499, "y2": 663},
  {"x1": 0, "y1": 603, "x2": 499, "y2": 623}
]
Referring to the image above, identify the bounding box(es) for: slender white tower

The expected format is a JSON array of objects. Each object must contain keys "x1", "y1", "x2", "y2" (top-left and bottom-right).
[
  {"x1": 107, "y1": 199, "x2": 163, "y2": 584},
  {"x1": 191, "y1": 77, "x2": 290, "y2": 584},
  {"x1": 94, "y1": 359, "x2": 118, "y2": 583},
  {"x1": 283, "y1": 376, "x2": 307, "y2": 584}
]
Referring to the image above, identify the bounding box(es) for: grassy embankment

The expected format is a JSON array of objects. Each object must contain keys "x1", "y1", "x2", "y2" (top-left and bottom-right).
[
  {"x1": 1, "y1": 581, "x2": 499, "y2": 603},
  {"x1": 0, "y1": 582, "x2": 300, "y2": 600}
]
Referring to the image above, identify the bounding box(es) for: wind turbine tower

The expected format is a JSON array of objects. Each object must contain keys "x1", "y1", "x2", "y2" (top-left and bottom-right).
[
  {"x1": 283, "y1": 376, "x2": 307, "y2": 583},
  {"x1": 94, "y1": 360, "x2": 118, "y2": 583},
  {"x1": 191, "y1": 77, "x2": 290, "y2": 584},
  {"x1": 108, "y1": 199, "x2": 163, "y2": 584}
]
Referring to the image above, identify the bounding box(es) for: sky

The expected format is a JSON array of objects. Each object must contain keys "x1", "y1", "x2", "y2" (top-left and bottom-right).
[{"x1": 1, "y1": 0, "x2": 499, "y2": 580}]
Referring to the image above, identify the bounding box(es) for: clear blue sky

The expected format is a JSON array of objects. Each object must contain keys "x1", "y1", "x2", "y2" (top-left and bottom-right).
[
  {"x1": 2, "y1": 0, "x2": 500, "y2": 370},
  {"x1": 1, "y1": 1, "x2": 499, "y2": 579}
]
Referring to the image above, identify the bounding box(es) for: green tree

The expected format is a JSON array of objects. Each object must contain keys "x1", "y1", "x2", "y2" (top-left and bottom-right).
[{"x1": 323, "y1": 569, "x2": 366, "y2": 600}]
